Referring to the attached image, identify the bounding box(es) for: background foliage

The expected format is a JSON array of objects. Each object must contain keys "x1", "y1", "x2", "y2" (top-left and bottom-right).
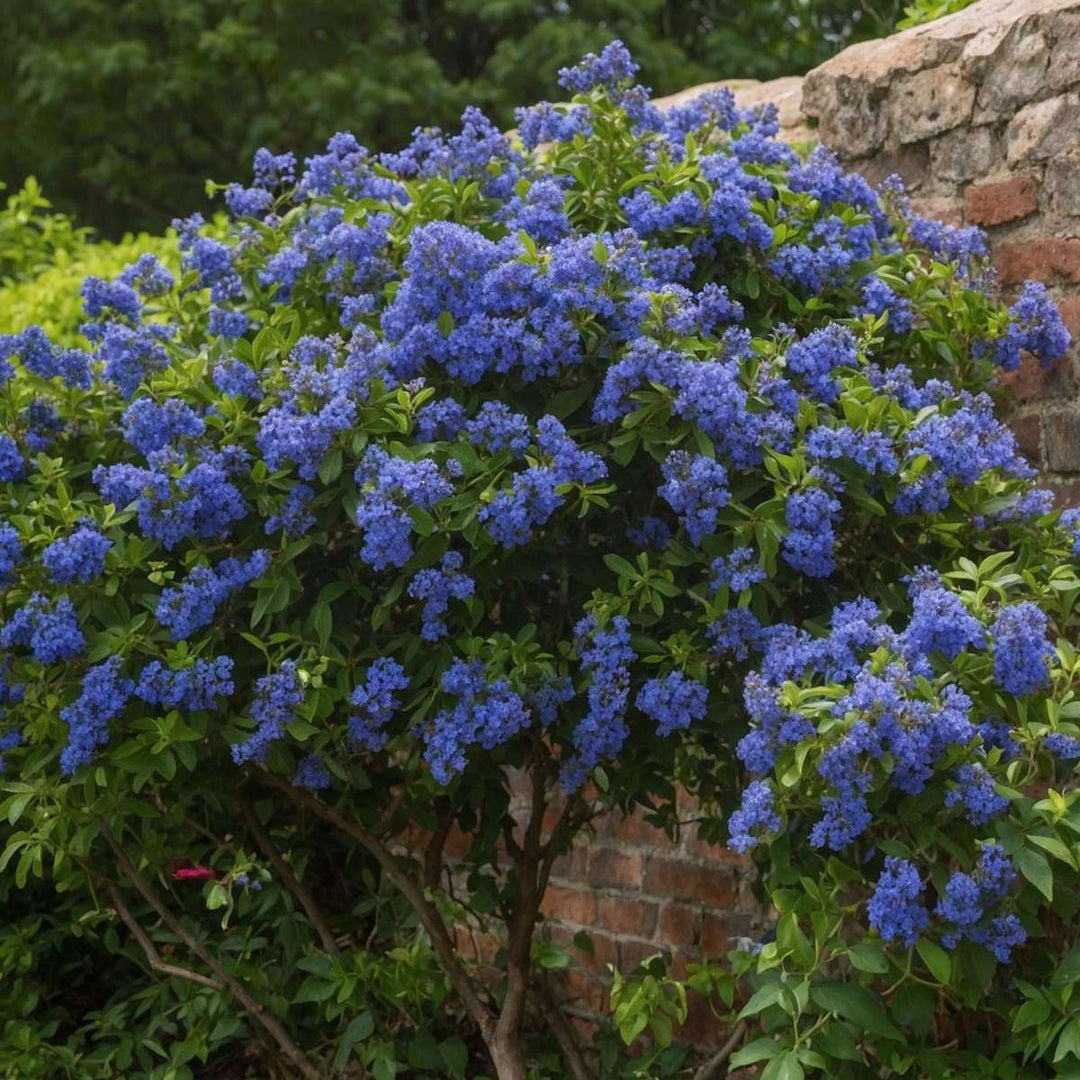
[{"x1": 0, "y1": 0, "x2": 908, "y2": 237}]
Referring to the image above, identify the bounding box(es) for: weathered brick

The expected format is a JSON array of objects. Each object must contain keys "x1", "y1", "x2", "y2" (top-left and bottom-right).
[
  {"x1": 851, "y1": 142, "x2": 929, "y2": 190},
  {"x1": 929, "y1": 125, "x2": 1000, "y2": 183},
  {"x1": 999, "y1": 350, "x2": 1078, "y2": 403},
  {"x1": 618, "y1": 939, "x2": 663, "y2": 973},
  {"x1": 1051, "y1": 480, "x2": 1080, "y2": 509},
  {"x1": 643, "y1": 858, "x2": 736, "y2": 905},
  {"x1": 588, "y1": 848, "x2": 644, "y2": 890},
  {"x1": 562, "y1": 969, "x2": 608, "y2": 1013},
  {"x1": 908, "y1": 194, "x2": 965, "y2": 228},
  {"x1": 1007, "y1": 92, "x2": 1080, "y2": 164},
  {"x1": 548, "y1": 843, "x2": 589, "y2": 884},
  {"x1": 596, "y1": 895, "x2": 659, "y2": 939},
  {"x1": 608, "y1": 810, "x2": 666, "y2": 846},
  {"x1": 1046, "y1": 155, "x2": 1080, "y2": 216},
  {"x1": 540, "y1": 885, "x2": 596, "y2": 927},
  {"x1": 996, "y1": 237, "x2": 1080, "y2": 285},
  {"x1": 659, "y1": 903, "x2": 704, "y2": 948},
  {"x1": 1044, "y1": 412, "x2": 1080, "y2": 473},
  {"x1": 1009, "y1": 414, "x2": 1043, "y2": 464},
  {"x1": 700, "y1": 913, "x2": 737, "y2": 957},
  {"x1": 1059, "y1": 297, "x2": 1080, "y2": 339},
  {"x1": 965, "y1": 174, "x2": 1038, "y2": 225},
  {"x1": 891, "y1": 63, "x2": 976, "y2": 143}
]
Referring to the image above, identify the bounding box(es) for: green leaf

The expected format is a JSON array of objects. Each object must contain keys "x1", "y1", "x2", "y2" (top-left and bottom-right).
[
  {"x1": 437, "y1": 310, "x2": 455, "y2": 336},
  {"x1": 730, "y1": 1038, "x2": 781, "y2": 1067},
  {"x1": 917, "y1": 938, "x2": 951, "y2": 984},
  {"x1": 1018, "y1": 847, "x2": 1054, "y2": 901},
  {"x1": 332, "y1": 1014, "x2": 374, "y2": 1070},
  {"x1": 810, "y1": 981, "x2": 902, "y2": 1040},
  {"x1": 761, "y1": 1050, "x2": 803, "y2": 1080},
  {"x1": 847, "y1": 941, "x2": 888, "y2": 974}
]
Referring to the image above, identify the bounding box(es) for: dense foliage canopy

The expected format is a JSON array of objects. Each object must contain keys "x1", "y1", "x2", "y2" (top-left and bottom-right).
[
  {"x1": 0, "y1": 0, "x2": 906, "y2": 237},
  {"x1": 2, "y1": 37, "x2": 1080, "y2": 1080}
]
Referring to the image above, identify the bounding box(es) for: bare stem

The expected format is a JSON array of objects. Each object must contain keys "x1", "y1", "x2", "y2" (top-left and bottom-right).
[
  {"x1": 692, "y1": 1021, "x2": 748, "y2": 1080},
  {"x1": 106, "y1": 884, "x2": 224, "y2": 991},
  {"x1": 240, "y1": 800, "x2": 341, "y2": 956}
]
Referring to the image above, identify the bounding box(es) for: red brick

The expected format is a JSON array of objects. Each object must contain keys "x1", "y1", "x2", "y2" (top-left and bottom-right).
[
  {"x1": 609, "y1": 811, "x2": 666, "y2": 845},
  {"x1": 541, "y1": 885, "x2": 596, "y2": 926},
  {"x1": 700, "y1": 913, "x2": 737, "y2": 956},
  {"x1": 680, "y1": 995, "x2": 728, "y2": 1046},
  {"x1": 562, "y1": 969, "x2": 608, "y2": 1012},
  {"x1": 548, "y1": 843, "x2": 589, "y2": 883},
  {"x1": 618, "y1": 938, "x2": 663, "y2": 972},
  {"x1": 999, "y1": 350, "x2": 1077, "y2": 403},
  {"x1": 965, "y1": 175, "x2": 1039, "y2": 226},
  {"x1": 681, "y1": 824, "x2": 751, "y2": 864},
  {"x1": 659, "y1": 903, "x2": 704, "y2": 948},
  {"x1": 588, "y1": 848, "x2": 644, "y2": 890},
  {"x1": 597, "y1": 895, "x2": 659, "y2": 938},
  {"x1": 643, "y1": 857, "x2": 736, "y2": 905},
  {"x1": 996, "y1": 237, "x2": 1080, "y2": 285},
  {"x1": 549, "y1": 924, "x2": 617, "y2": 973},
  {"x1": 1009, "y1": 414, "x2": 1042, "y2": 463},
  {"x1": 1059, "y1": 296, "x2": 1080, "y2": 338},
  {"x1": 1045, "y1": 411, "x2": 1080, "y2": 472}
]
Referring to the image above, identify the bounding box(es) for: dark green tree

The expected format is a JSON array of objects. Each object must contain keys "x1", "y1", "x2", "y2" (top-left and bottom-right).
[{"x1": 0, "y1": 0, "x2": 901, "y2": 236}]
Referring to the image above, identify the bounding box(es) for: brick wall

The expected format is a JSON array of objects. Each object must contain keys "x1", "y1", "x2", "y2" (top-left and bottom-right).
[{"x1": 544, "y1": 0, "x2": 1080, "y2": 1039}]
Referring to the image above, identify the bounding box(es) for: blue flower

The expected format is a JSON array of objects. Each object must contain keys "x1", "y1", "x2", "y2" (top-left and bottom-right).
[
  {"x1": 991, "y1": 602, "x2": 1053, "y2": 697},
  {"x1": 636, "y1": 671, "x2": 707, "y2": 737},
  {"x1": 728, "y1": 781, "x2": 781, "y2": 852},
  {"x1": 60, "y1": 658, "x2": 134, "y2": 773},
  {"x1": 867, "y1": 857, "x2": 928, "y2": 947},
  {"x1": 350, "y1": 657, "x2": 409, "y2": 750},
  {"x1": 231, "y1": 660, "x2": 305, "y2": 764},
  {"x1": 42, "y1": 522, "x2": 112, "y2": 584},
  {"x1": 1, "y1": 593, "x2": 84, "y2": 663}
]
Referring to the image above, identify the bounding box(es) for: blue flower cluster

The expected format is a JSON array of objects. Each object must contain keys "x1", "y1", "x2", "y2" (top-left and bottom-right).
[
  {"x1": 479, "y1": 417, "x2": 605, "y2": 548},
  {"x1": 0, "y1": 524, "x2": 22, "y2": 585},
  {"x1": 135, "y1": 657, "x2": 235, "y2": 712},
  {"x1": 563, "y1": 615, "x2": 635, "y2": 788},
  {"x1": 867, "y1": 857, "x2": 928, "y2": 947},
  {"x1": 407, "y1": 552, "x2": 476, "y2": 641},
  {"x1": 155, "y1": 551, "x2": 270, "y2": 640},
  {"x1": 1, "y1": 594, "x2": 84, "y2": 663},
  {"x1": 658, "y1": 451, "x2": 730, "y2": 545},
  {"x1": 635, "y1": 671, "x2": 707, "y2": 737},
  {"x1": 937, "y1": 843, "x2": 1025, "y2": 960},
  {"x1": 426, "y1": 659, "x2": 531, "y2": 783},
  {"x1": 60, "y1": 658, "x2": 134, "y2": 773},
  {"x1": 231, "y1": 660, "x2": 305, "y2": 764},
  {"x1": 354, "y1": 447, "x2": 453, "y2": 570},
  {"x1": 349, "y1": 657, "x2": 409, "y2": 750},
  {"x1": 42, "y1": 522, "x2": 112, "y2": 584}
]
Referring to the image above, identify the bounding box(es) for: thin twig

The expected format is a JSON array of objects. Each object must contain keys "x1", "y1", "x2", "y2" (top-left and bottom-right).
[
  {"x1": 103, "y1": 825, "x2": 323, "y2": 1080},
  {"x1": 240, "y1": 800, "x2": 340, "y2": 956},
  {"x1": 107, "y1": 884, "x2": 224, "y2": 991},
  {"x1": 692, "y1": 1021, "x2": 748, "y2": 1080},
  {"x1": 532, "y1": 975, "x2": 593, "y2": 1080}
]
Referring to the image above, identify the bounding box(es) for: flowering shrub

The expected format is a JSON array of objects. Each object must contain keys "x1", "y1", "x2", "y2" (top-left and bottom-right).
[{"x1": 0, "y1": 39, "x2": 1076, "y2": 1080}]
